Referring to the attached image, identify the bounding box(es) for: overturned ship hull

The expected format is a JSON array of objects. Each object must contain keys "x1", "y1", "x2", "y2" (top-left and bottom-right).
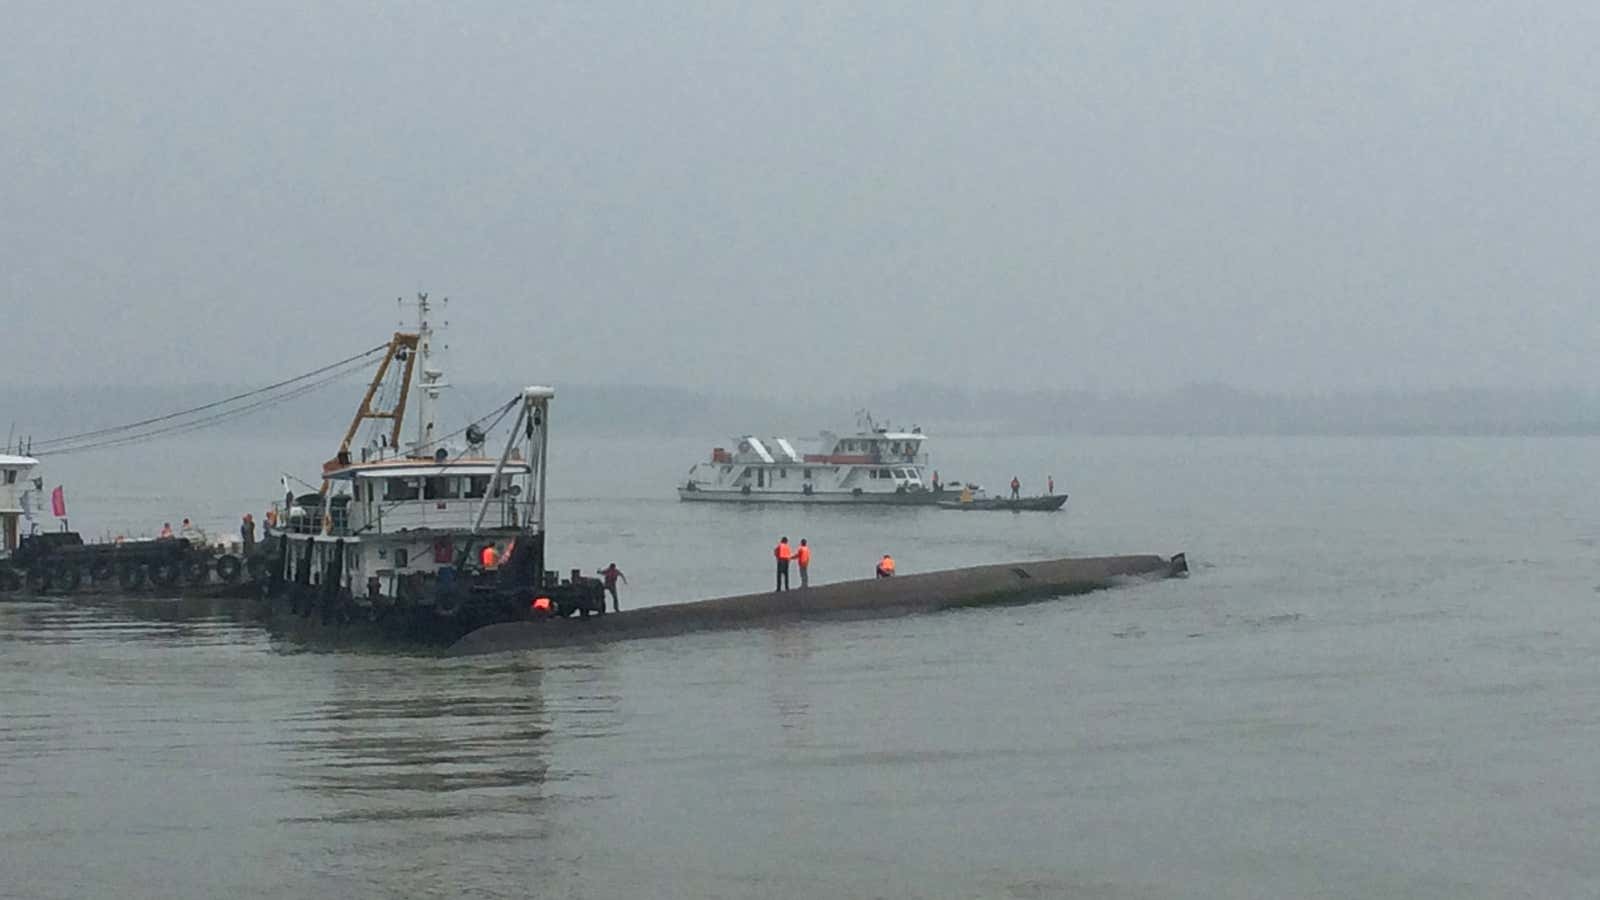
[{"x1": 450, "y1": 552, "x2": 1188, "y2": 657}]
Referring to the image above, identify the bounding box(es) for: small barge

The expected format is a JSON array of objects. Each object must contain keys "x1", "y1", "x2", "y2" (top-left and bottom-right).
[{"x1": 937, "y1": 494, "x2": 1069, "y2": 512}]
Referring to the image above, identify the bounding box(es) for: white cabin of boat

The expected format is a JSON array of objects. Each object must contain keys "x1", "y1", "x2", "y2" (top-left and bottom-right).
[
  {"x1": 0, "y1": 454, "x2": 39, "y2": 554},
  {"x1": 680, "y1": 415, "x2": 940, "y2": 503}
]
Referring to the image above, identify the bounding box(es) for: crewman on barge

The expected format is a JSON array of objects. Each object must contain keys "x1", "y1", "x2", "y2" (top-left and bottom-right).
[
  {"x1": 876, "y1": 554, "x2": 895, "y2": 578},
  {"x1": 241, "y1": 514, "x2": 255, "y2": 556},
  {"x1": 774, "y1": 537, "x2": 792, "y2": 591},
  {"x1": 795, "y1": 539, "x2": 811, "y2": 588}
]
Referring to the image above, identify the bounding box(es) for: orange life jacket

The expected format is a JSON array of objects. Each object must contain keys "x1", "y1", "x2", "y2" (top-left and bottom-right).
[
  {"x1": 775, "y1": 542, "x2": 791, "y2": 561},
  {"x1": 481, "y1": 546, "x2": 499, "y2": 568},
  {"x1": 878, "y1": 556, "x2": 895, "y2": 575},
  {"x1": 796, "y1": 545, "x2": 811, "y2": 567}
]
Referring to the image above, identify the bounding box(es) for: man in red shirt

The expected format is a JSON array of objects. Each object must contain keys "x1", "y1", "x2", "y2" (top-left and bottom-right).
[{"x1": 600, "y1": 562, "x2": 627, "y2": 611}]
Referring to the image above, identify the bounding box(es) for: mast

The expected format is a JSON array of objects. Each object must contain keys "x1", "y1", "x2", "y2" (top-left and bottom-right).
[{"x1": 411, "y1": 293, "x2": 448, "y2": 457}]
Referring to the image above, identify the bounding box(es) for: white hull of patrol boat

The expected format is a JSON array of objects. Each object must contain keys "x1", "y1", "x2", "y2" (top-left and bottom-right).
[{"x1": 676, "y1": 487, "x2": 950, "y2": 505}]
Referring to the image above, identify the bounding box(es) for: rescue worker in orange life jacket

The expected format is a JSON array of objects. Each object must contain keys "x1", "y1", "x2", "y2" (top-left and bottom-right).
[
  {"x1": 876, "y1": 554, "x2": 895, "y2": 578},
  {"x1": 774, "y1": 537, "x2": 792, "y2": 592},
  {"x1": 480, "y1": 543, "x2": 499, "y2": 569},
  {"x1": 795, "y1": 539, "x2": 811, "y2": 588}
]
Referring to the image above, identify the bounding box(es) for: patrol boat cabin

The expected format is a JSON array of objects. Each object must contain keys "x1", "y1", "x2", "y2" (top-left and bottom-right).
[{"x1": 678, "y1": 414, "x2": 948, "y2": 505}]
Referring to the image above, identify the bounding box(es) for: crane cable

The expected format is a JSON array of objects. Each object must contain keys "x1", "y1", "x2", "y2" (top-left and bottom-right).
[{"x1": 33, "y1": 346, "x2": 389, "y2": 457}]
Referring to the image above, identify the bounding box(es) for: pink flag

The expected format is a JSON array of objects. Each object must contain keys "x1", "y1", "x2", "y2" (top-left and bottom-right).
[{"x1": 50, "y1": 486, "x2": 66, "y2": 518}]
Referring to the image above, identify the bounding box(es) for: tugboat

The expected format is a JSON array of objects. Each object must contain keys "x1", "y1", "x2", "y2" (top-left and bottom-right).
[
  {"x1": 265, "y1": 295, "x2": 604, "y2": 638},
  {"x1": 678, "y1": 413, "x2": 958, "y2": 505}
]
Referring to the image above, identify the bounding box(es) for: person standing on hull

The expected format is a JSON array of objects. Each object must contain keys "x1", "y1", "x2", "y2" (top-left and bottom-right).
[
  {"x1": 1047, "y1": 475, "x2": 1054, "y2": 495},
  {"x1": 600, "y1": 562, "x2": 627, "y2": 611},
  {"x1": 876, "y1": 554, "x2": 895, "y2": 578},
  {"x1": 774, "y1": 537, "x2": 792, "y2": 592},
  {"x1": 1010, "y1": 476, "x2": 1021, "y2": 500},
  {"x1": 241, "y1": 514, "x2": 255, "y2": 556},
  {"x1": 795, "y1": 539, "x2": 811, "y2": 588}
]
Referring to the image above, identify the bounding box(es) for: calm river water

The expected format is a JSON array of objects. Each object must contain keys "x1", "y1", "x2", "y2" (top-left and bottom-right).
[{"x1": 3, "y1": 434, "x2": 1598, "y2": 898}]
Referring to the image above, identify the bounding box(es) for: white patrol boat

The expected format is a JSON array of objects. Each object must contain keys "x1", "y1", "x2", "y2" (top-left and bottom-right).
[
  {"x1": 678, "y1": 413, "x2": 958, "y2": 505},
  {"x1": 269, "y1": 295, "x2": 603, "y2": 633}
]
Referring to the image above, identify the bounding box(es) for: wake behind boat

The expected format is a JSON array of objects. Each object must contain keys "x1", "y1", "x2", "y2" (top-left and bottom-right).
[{"x1": 678, "y1": 413, "x2": 958, "y2": 505}]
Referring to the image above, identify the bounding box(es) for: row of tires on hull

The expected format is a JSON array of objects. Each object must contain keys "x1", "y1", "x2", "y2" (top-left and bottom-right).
[{"x1": 0, "y1": 554, "x2": 265, "y2": 594}]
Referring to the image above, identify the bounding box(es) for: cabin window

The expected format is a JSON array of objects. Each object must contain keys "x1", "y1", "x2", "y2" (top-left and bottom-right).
[
  {"x1": 3, "y1": 470, "x2": 14, "y2": 484},
  {"x1": 757, "y1": 469, "x2": 765, "y2": 487},
  {"x1": 394, "y1": 548, "x2": 409, "y2": 568},
  {"x1": 465, "y1": 475, "x2": 491, "y2": 499},
  {"x1": 803, "y1": 468, "x2": 812, "y2": 479},
  {"x1": 779, "y1": 468, "x2": 786, "y2": 479},
  {"x1": 385, "y1": 478, "x2": 419, "y2": 501},
  {"x1": 878, "y1": 468, "x2": 891, "y2": 478},
  {"x1": 424, "y1": 477, "x2": 459, "y2": 500}
]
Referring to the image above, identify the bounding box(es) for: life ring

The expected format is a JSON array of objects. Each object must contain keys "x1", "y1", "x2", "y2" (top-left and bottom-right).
[
  {"x1": 215, "y1": 555, "x2": 243, "y2": 583},
  {"x1": 118, "y1": 563, "x2": 146, "y2": 591},
  {"x1": 183, "y1": 558, "x2": 212, "y2": 586},
  {"x1": 54, "y1": 563, "x2": 83, "y2": 594},
  {"x1": 89, "y1": 559, "x2": 115, "y2": 583}
]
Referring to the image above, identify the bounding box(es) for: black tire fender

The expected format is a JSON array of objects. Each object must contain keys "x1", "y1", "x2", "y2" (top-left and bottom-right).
[
  {"x1": 54, "y1": 563, "x2": 83, "y2": 594},
  {"x1": 150, "y1": 560, "x2": 181, "y2": 588},
  {"x1": 118, "y1": 563, "x2": 147, "y2": 591},
  {"x1": 215, "y1": 555, "x2": 243, "y2": 583},
  {"x1": 183, "y1": 557, "x2": 211, "y2": 585},
  {"x1": 25, "y1": 566, "x2": 51, "y2": 594}
]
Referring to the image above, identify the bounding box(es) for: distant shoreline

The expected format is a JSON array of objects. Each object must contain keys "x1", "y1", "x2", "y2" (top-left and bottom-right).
[{"x1": 8, "y1": 382, "x2": 1600, "y2": 440}]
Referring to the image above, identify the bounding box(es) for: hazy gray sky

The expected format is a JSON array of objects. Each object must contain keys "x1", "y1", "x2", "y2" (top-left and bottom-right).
[{"x1": 5, "y1": 2, "x2": 1597, "y2": 395}]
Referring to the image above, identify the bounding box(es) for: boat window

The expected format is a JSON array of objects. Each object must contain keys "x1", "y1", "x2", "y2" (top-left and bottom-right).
[
  {"x1": 424, "y1": 476, "x2": 460, "y2": 500},
  {"x1": 868, "y1": 469, "x2": 877, "y2": 479},
  {"x1": 803, "y1": 468, "x2": 812, "y2": 479},
  {"x1": 779, "y1": 468, "x2": 786, "y2": 479},
  {"x1": 465, "y1": 475, "x2": 491, "y2": 499},
  {"x1": 3, "y1": 470, "x2": 14, "y2": 484},
  {"x1": 395, "y1": 548, "x2": 409, "y2": 568},
  {"x1": 879, "y1": 468, "x2": 891, "y2": 478},
  {"x1": 385, "y1": 478, "x2": 419, "y2": 501},
  {"x1": 893, "y1": 468, "x2": 906, "y2": 478}
]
